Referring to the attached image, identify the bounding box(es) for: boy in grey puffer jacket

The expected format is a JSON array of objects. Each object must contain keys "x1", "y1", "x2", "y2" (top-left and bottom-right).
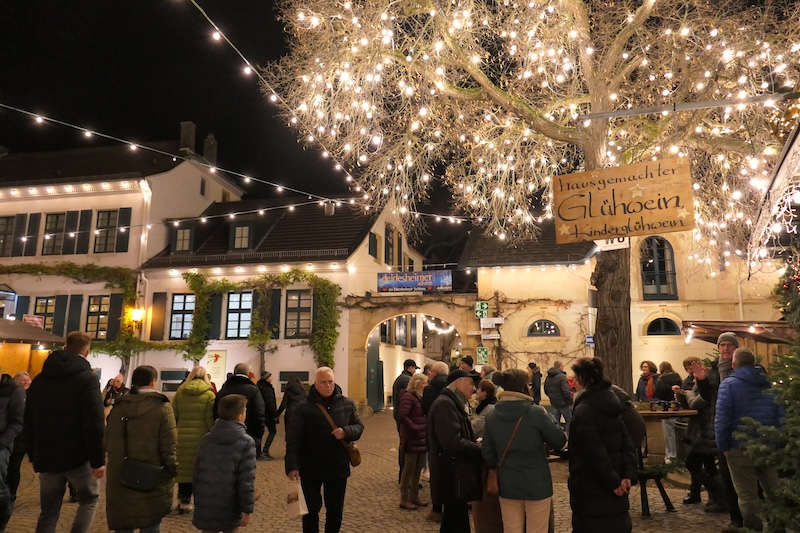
[{"x1": 193, "y1": 394, "x2": 256, "y2": 532}]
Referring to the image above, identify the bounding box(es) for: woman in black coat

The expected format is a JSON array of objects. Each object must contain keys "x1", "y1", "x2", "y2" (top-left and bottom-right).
[
  {"x1": 277, "y1": 376, "x2": 306, "y2": 438},
  {"x1": 568, "y1": 358, "x2": 637, "y2": 533}
]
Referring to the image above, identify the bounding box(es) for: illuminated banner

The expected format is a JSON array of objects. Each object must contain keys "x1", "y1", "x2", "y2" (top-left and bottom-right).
[
  {"x1": 553, "y1": 158, "x2": 694, "y2": 244},
  {"x1": 377, "y1": 270, "x2": 453, "y2": 292}
]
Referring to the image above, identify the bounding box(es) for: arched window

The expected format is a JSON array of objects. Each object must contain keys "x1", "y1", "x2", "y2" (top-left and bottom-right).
[
  {"x1": 528, "y1": 319, "x2": 560, "y2": 337},
  {"x1": 646, "y1": 318, "x2": 681, "y2": 335},
  {"x1": 640, "y1": 237, "x2": 678, "y2": 300}
]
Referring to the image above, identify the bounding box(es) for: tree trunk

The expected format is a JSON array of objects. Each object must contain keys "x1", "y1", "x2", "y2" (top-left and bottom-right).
[{"x1": 591, "y1": 247, "x2": 633, "y2": 393}]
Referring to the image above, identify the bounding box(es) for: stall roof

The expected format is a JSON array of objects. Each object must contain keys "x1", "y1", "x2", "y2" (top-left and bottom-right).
[
  {"x1": 0, "y1": 320, "x2": 64, "y2": 344},
  {"x1": 683, "y1": 320, "x2": 795, "y2": 345}
]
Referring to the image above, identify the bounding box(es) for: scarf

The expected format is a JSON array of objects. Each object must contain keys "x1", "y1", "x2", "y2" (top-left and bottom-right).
[
  {"x1": 645, "y1": 375, "x2": 656, "y2": 400},
  {"x1": 476, "y1": 397, "x2": 497, "y2": 415}
]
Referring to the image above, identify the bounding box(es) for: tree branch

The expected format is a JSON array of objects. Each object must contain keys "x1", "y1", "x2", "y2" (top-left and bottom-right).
[
  {"x1": 600, "y1": 0, "x2": 657, "y2": 80},
  {"x1": 558, "y1": 0, "x2": 597, "y2": 90},
  {"x1": 609, "y1": 56, "x2": 644, "y2": 91}
]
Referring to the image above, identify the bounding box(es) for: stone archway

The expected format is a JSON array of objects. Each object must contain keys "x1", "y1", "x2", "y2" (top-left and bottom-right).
[{"x1": 345, "y1": 293, "x2": 476, "y2": 407}]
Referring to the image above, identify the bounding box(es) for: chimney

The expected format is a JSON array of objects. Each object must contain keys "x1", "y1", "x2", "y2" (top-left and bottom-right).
[
  {"x1": 179, "y1": 121, "x2": 197, "y2": 153},
  {"x1": 324, "y1": 201, "x2": 335, "y2": 216},
  {"x1": 203, "y1": 134, "x2": 218, "y2": 166}
]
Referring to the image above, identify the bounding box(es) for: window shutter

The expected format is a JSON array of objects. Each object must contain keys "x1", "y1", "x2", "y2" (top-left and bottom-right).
[
  {"x1": 228, "y1": 225, "x2": 236, "y2": 251},
  {"x1": 150, "y1": 292, "x2": 167, "y2": 340},
  {"x1": 66, "y1": 294, "x2": 83, "y2": 333},
  {"x1": 115, "y1": 207, "x2": 132, "y2": 252},
  {"x1": 396, "y1": 236, "x2": 403, "y2": 269},
  {"x1": 24, "y1": 213, "x2": 41, "y2": 256},
  {"x1": 52, "y1": 295, "x2": 69, "y2": 336},
  {"x1": 410, "y1": 315, "x2": 417, "y2": 348},
  {"x1": 368, "y1": 232, "x2": 377, "y2": 257},
  {"x1": 384, "y1": 227, "x2": 392, "y2": 265},
  {"x1": 269, "y1": 288, "x2": 281, "y2": 339},
  {"x1": 11, "y1": 214, "x2": 27, "y2": 257},
  {"x1": 312, "y1": 290, "x2": 319, "y2": 334},
  {"x1": 208, "y1": 293, "x2": 223, "y2": 340},
  {"x1": 15, "y1": 296, "x2": 30, "y2": 320},
  {"x1": 106, "y1": 294, "x2": 124, "y2": 341},
  {"x1": 75, "y1": 210, "x2": 93, "y2": 254},
  {"x1": 62, "y1": 211, "x2": 79, "y2": 254}
]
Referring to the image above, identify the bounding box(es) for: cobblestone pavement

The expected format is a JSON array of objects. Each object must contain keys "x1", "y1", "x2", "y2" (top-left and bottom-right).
[{"x1": 7, "y1": 410, "x2": 730, "y2": 532}]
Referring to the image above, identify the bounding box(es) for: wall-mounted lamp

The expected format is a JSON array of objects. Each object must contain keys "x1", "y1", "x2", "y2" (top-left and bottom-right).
[{"x1": 130, "y1": 308, "x2": 145, "y2": 323}]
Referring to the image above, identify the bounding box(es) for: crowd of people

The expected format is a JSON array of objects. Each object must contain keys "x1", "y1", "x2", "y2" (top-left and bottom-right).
[{"x1": 0, "y1": 328, "x2": 786, "y2": 533}]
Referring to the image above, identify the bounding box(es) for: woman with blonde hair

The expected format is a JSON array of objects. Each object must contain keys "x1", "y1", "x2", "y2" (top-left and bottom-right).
[
  {"x1": 172, "y1": 366, "x2": 215, "y2": 513},
  {"x1": 398, "y1": 372, "x2": 429, "y2": 510}
]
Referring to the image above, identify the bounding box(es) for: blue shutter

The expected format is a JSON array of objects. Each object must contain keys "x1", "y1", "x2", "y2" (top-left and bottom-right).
[
  {"x1": 269, "y1": 288, "x2": 281, "y2": 339},
  {"x1": 14, "y1": 296, "x2": 30, "y2": 320},
  {"x1": 24, "y1": 213, "x2": 41, "y2": 256},
  {"x1": 208, "y1": 293, "x2": 222, "y2": 340},
  {"x1": 66, "y1": 294, "x2": 83, "y2": 333},
  {"x1": 52, "y1": 295, "x2": 69, "y2": 336},
  {"x1": 11, "y1": 214, "x2": 27, "y2": 257},
  {"x1": 115, "y1": 207, "x2": 132, "y2": 252},
  {"x1": 106, "y1": 294, "x2": 124, "y2": 340},
  {"x1": 75, "y1": 210, "x2": 93, "y2": 254},
  {"x1": 62, "y1": 211, "x2": 79, "y2": 254}
]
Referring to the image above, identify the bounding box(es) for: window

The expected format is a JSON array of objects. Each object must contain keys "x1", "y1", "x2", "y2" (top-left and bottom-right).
[
  {"x1": 233, "y1": 225, "x2": 250, "y2": 249},
  {"x1": 407, "y1": 257, "x2": 415, "y2": 272},
  {"x1": 285, "y1": 290, "x2": 312, "y2": 339},
  {"x1": 396, "y1": 315, "x2": 407, "y2": 346},
  {"x1": 410, "y1": 315, "x2": 418, "y2": 347},
  {"x1": 93, "y1": 210, "x2": 119, "y2": 253},
  {"x1": 42, "y1": 213, "x2": 66, "y2": 255},
  {"x1": 226, "y1": 291, "x2": 252, "y2": 339},
  {"x1": 368, "y1": 232, "x2": 378, "y2": 259},
  {"x1": 200, "y1": 178, "x2": 206, "y2": 197},
  {"x1": 175, "y1": 229, "x2": 192, "y2": 252},
  {"x1": 385, "y1": 225, "x2": 395, "y2": 266},
  {"x1": 222, "y1": 190, "x2": 230, "y2": 203},
  {"x1": 170, "y1": 294, "x2": 195, "y2": 339},
  {"x1": 647, "y1": 318, "x2": 681, "y2": 335},
  {"x1": 0, "y1": 216, "x2": 14, "y2": 257},
  {"x1": 527, "y1": 319, "x2": 560, "y2": 337},
  {"x1": 86, "y1": 295, "x2": 110, "y2": 339},
  {"x1": 380, "y1": 321, "x2": 390, "y2": 343},
  {"x1": 640, "y1": 236, "x2": 678, "y2": 300},
  {"x1": 34, "y1": 296, "x2": 57, "y2": 332}
]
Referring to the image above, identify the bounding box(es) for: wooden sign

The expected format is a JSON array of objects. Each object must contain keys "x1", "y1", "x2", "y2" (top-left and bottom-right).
[{"x1": 553, "y1": 158, "x2": 694, "y2": 244}]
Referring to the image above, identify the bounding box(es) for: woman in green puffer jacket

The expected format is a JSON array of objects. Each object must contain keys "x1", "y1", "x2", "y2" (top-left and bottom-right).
[{"x1": 172, "y1": 366, "x2": 215, "y2": 513}]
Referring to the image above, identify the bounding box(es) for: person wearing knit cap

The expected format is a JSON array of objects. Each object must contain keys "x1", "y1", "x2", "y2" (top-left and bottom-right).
[{"x1": 717, "y1": 332, "x2": 738, "y2": 382}]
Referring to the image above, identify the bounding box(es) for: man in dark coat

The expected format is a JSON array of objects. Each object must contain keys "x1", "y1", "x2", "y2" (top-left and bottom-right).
[
  {"x1": 24, "y1": 331, "x2": 105, "y2": 533},
  {"x1": 392, "y1": 359, "x2": 418, "y2": 482},
  {"x1": 215, "y1": 363, "x2": 266, "y2": 458},
  {"x1": 257, "y1": 371, "x2": 278, "y2": 459},
  {"x1": 286, "y1": 367, "x2": 364, "y2": 533},
  {"x1": 0, "y1": 371, "x2": 25, "y2": 529},
  {"x1": 427, "y1": 369, "x2": 482, "y2": 533},
  {"x1": 421, "y1": 361, "x2": 449, "y2": 522},
  {"x1": 528, "y1": 362, "x2": 543, "y2": 404},
  {"x1": 544, "y1": 361, "x2": 573, "y2": 435}
]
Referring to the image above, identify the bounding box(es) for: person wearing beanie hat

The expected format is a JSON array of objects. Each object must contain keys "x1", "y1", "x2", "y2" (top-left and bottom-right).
[
  {"x1": 717, "y1": 332, "x2": 738, "y2": 382},
  {"x1": 459, "y1": 356, "x2": 474, "y2": 371},
  {"x1": 257, "y1": 371, "x2": 278, "y2": 459},
  {"x1": 528, "y1": 362, "x2": 543, "y2": 405}
]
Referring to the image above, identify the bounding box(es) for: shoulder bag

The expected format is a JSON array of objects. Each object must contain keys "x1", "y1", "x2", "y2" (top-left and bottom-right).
[
  {"x1": 316, "y1": 404, "x2": 361, "y2": 467},
  {"x1": 485, "y1": 415, "x2": 523, "y2": 496},
  {"x1": 119, "y1": 416, "x2": 165, "y2": 492}
]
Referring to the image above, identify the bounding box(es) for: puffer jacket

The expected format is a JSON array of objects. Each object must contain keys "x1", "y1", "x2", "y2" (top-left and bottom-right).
[
  {"x1": 192, "y1": 419, "x2": 256, "y2": 531},
  {"x1": 105, "y1": 391, "x2": 177, "y2": 530},
  {"x1": 0, "y1": 374, "x2": 25, "y2": 451},
  {"x1": 392, "y1": 370, "x2": 414, "y2": 420},
  {"x1": 397, "y1": 390, "x2": 426, "y2": 453},
  {"x1": 715, "y1": 365, "x2": 784, "y2": 452},
  {"x1": 173, "y1": 378, "x2": 215, "y2": 483},
  {"x1": 569, "y1": 381, "x2": 637, "y2": 519},
  {"x1": 544, "y1": 368, "x2": 572, "y2": 408}
]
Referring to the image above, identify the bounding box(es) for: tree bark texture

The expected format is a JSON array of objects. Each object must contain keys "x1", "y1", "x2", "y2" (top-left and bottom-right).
[{"x1": 591, "y1": 247, "x2": 633, "y2": 394}]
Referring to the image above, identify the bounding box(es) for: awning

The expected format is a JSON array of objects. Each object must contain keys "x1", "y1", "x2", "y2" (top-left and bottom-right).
[
  {"x1": 0, "y1": 319, "x2": 64, "y2": 344},
  {"x1": 682, "y1": 320, "x2": 795, "y2": 345}
]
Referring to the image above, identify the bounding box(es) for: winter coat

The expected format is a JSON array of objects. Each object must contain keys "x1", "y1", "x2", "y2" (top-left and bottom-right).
[
  {"x1": 654, "y1": 371, "x2": 682, "y2": 402},
  {"x1": 173, "y1": 378, "x2": 215, "y2": 483},
  {"x1": 277, "y1": 382, "x2": 306, "y2": 431},
  {"x1": 285, "y1": 384, "x2": 364, "y2": 480},
  {"x1": 104, "y1": 391, "x2": 177, "y2": 530},
  {"x1": 397, "y1": 390, "x2": 426, "y2": 453},
  {"x1": 684, "y1": 375, "x2": 719, "y2": 454},
  {"x1": 568, "y1": 381, "x2": 637, "y2": 520},
  {"x1": 392, "y1": 370, "x2": 414, "y2": 420},
  {"x1": 715, "y1": 365, "x2": 784, "y2": 452},
  {"x1": 257, "y1": 379, "x2": 278, "y2": 418},
  {"x1": 427, "y1": 387, "x2": 482, "y2": 505},
  {"x1": 482, "y1": 391, "x2": 566, "y2": 500},
  {"x1": 0, "y1": 374, "x2": 25, "y2": 451},
  {"x1": 193, "y1": 419, "x2": 256, "y2": 531},
  {"x1": 471, "y1": 398, "x2": 496, "y2": 438},
  {"x1": 610, "y1": 386, "x2": 646, "y2": 451},
  {"x1": 634, "y1": 373, "x2": 659, "y2": 402},
  {"x1": 544, "y1": 368, "x2": 572, "y2": 408},
  {"x1": 214, "y1": 374, "x2": 265, "y2": 439},
  {"x1": 529, "y1": 367, "x2": 543, "y2": 404},
  {"x1": 422, "y1": 374, "x2": 447, "y2": 415},
  {"x1": 24, "y1": 349, "x2": 105, "y2": 472},
  {"x1": 104, "y1": 385, "x2": 130, "y2": 407}
]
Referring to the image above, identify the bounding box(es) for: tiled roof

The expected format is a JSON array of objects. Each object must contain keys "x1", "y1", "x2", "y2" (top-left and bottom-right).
[{"x1": 458, "y1": 221, "x2": 596, "y2": 267}]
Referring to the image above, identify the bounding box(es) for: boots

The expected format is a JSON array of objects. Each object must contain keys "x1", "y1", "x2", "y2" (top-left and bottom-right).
[{"x1": 262, "y1": 431, "x2": 276, "y2": 459}]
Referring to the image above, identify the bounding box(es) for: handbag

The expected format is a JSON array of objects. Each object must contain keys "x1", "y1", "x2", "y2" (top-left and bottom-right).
[
  {"x1": 486, "y1": 415, "x2": 523, "y2": 496},
  {"x1": 119, "y1": 416, "x2": 164, "y2": 492},
  {"x1": 316, "y1": 404, "x2": 361, "y2": 467}
]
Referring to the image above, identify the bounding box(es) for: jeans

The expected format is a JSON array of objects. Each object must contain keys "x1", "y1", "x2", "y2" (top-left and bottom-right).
[
  {"x1": 726, "y1": 448, "x2": 779, "y2": 531},
  {"x1": 499, "y1": 497, "x2": 551, "y2": 533},
  {"x1": 263, "y1": 419, "x2": 277, "y2": 456},
  {"x1": 115, "y1": 525, "x2": 161, "y2": 533},
  {"x1": 400, "y1": 452, "x2": 425, "y2": 503},
  {"x1": 178, "y1": 482, "x2": 193, "y2": 504},
  {"x1": 0, "y1": 448, "x2": 11, "y2": 531},
  {"x1": 441, "y1": 501, "x2": 470, "y2": 532},
  {"x1": 301, "y1": 477, "x2": 347, "y2": 533},
  {"x1": 661, "y1": 419, "x2": 677, "y2": 461},
  {"x1": 36, "y1": 461, "x2": 99, "y2": 533},
  {"x1": 547, "y1": 405, "x2": 572, "y2": 436}
]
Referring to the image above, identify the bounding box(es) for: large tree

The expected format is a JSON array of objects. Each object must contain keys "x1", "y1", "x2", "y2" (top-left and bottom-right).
[{"x1": 268, "y1": 0, "x2": 800, "y2": 390}]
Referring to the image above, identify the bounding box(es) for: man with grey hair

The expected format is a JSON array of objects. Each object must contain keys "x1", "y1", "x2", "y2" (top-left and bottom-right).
[
  {"x1": 286, "y1": 367, "x2": 363, "y2": 533},
  {"x1": 716, "y1": 332, "x2": 738, "y2": 381},
  {"x1": 421, "y1": 360, "x2": 450, "y2": 522},
  {"x1": 715, "y1": 348, "x2": 784, "y2": 531}
]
